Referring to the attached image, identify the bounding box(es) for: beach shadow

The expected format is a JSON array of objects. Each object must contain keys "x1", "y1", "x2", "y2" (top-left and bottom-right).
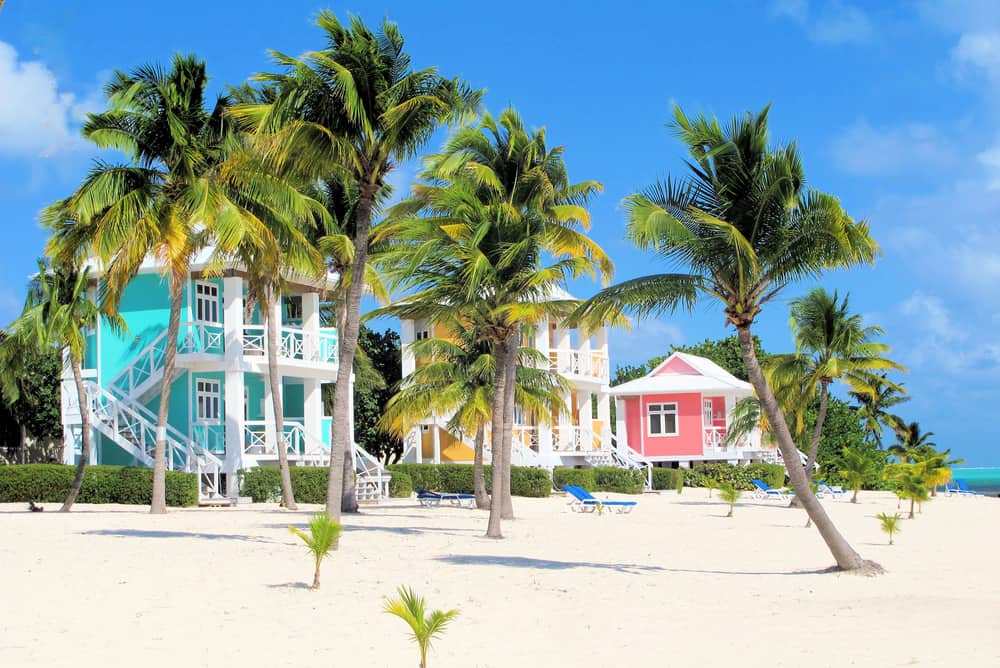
[
  {"x1": 266, "y1": 582, "x2": 312, "y2": 590},
  {"x1": 435, "y1": 554, "x2": 836, "y2": 577},
  {"x1": 81, "y1": 528, "x2": 281, "y2": 544},
  {"x1": 263, "y1": 522, "x2": 477, "y2": 537}
]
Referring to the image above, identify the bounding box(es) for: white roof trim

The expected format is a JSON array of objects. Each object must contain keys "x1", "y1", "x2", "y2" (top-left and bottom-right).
[{"x1": 609, "y1": 351, "x2": 753, "y2": 396}]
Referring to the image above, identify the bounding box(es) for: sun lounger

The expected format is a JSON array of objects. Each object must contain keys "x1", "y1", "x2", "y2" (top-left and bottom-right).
[
  {"x1": 563, "y1": 485, "x2": 638, "y2": 514},
  {"x1": 415, "y1": 488, "x2": 476, "y2": 508},
  {"x1": 750, "y1": 479, "x2": 793, "y2": 500},
  {"x1": 816, "y1": 481, "x2": 848, "y2": 501},
  {"x1": 953, "y1": 479, "x2": 983, "y2": 496}
]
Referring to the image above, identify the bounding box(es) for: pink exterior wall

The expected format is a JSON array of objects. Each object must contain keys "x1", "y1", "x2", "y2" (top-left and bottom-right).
[
  {"x1": 654, "y1": 357, "x2": 699, "y2": 376},
  {"x1": 623, "y1": 392, "x2": 705, "y2": 457}
]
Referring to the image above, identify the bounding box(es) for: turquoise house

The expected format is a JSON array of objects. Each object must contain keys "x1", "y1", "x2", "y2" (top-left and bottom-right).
[{"x1": 60, "y1": 249, "x2": 386, "y2": 502}]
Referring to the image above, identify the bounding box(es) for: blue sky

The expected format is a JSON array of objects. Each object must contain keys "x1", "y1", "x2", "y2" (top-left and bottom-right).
[{"x1": 1, "y1": 1, "x2": 998, "y2": 463}]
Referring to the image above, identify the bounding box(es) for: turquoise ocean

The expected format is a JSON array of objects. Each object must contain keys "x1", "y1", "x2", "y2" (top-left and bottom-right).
[{"x1": 951, "y1": 468, "x2": 1000, "y2": 496}]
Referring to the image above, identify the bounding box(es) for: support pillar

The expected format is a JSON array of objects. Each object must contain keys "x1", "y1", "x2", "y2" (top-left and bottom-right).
[{"x1": 222, "y1": 275, "x2": 245, "y2": 493}]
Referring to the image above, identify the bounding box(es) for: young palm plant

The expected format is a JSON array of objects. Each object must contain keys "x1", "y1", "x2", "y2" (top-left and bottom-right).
[
  {"x1": 383, "y1": 586, "x2": 459, "y2": 668},
  {"x1": 376, "y1": 108, "x2": 614, "y2": 538},
  {"x1": 838, "y1": 446, "x2": 878, "y2": 504},
  {"x1": 768, "y1": 288, "x2": 905, "y2": 475},
  {"x1": 718, "y1": 483, "x2": 740, "y2": 518},
  {"x1": 0, "y1": 261, "x2": 109, "y2": 511},
  {"x1": 571, "y1": 106, "x2": 881, "y2": 573},
  {"x1": 877, "y1": 512, "x2": 902, "y2": 545},
  {"x1": 888, "y1": 461, "x2": 932, "y2": 519},
  {"x1": 45, "y1": 55, "x2": 299, "y2": 513},
  {"x1": 231, "y1": 12, "x2": 480, "y2": 521},
  {"x1": 288, "y1": 512, "x2": 343, "y2": 589}
]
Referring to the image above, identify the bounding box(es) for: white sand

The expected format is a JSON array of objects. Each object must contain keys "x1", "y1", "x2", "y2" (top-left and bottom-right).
[{"x1": 1, "y1": 490, "x2": 998, "y2": 667}]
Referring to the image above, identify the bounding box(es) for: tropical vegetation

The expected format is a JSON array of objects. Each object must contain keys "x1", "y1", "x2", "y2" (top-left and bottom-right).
[
  {"x1": 384, "y1": 586, "x2": 459, "y2": 668},
  {"x1": 288, "y1": 512, "x2": 343, "y2": 589}
]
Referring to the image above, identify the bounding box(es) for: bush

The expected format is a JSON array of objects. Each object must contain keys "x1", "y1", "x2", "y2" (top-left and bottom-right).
[
  {"x1": 0, "y1": 464, "x2": 198, "y2": 507},
  {"x1": 552, "y1": 468, "x2": 596, "y2": 492},
  {"x1": 239, "y1": 467, "x2": 330, "y2": 503},
  {"x1": 386, "y1": 463, "x2": 550, "y2": 498},
  {"x1": 592, "y1": 467, "x2": 645, "y2": 494},
  {"x1": 746, "y1": 463, "x2": 786, "y2": 489},
  {"x1": 651, "y1": 467, "x2": 684, "y2": 491},
  {"x1": 680, "y1": 462, "x2": 787, "y2": 491},
  {"x1": 389, "y1": 471, "x2": 413, "y2": 498},
  {"x1": 239, "y1": 467, "x2": 281, "y2": 502}
]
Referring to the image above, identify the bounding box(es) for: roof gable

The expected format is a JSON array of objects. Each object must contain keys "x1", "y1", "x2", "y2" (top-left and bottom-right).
[{"x1": 610, "y1": 351, "x2": 753, "y2": 396}]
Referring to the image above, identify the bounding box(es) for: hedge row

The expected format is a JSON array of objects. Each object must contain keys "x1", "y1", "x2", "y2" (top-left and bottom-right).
[
  {"x1": 389, "y1": 471, "x2": 413, "y2": 498},
  {"x1": 0, "y1": 464, "x2": 198, "y2": 507},
  {"x1": 386, "y1": 463, "x2": 551, "y2": 498},
  {"x1": 552, "y1": 467, "x2": 646, "y2": 494},
  {"x1": 239, "y1": 467, "x2": 330, "y2": 503},
  {"x1": 682, "y1": 462, "x2": 786, "y2": 490},
  {"x1": 651, "y1": 468, "x2": 684, "y2": 491}
]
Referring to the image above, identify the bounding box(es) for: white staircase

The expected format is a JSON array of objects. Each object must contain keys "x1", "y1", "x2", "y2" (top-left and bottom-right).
[
  {"x1": 606, "y1": 430, "x2": 653, "y2": 490},
  {"x1": 108, "y1": 323, "x2": 224, "y2": 401}
]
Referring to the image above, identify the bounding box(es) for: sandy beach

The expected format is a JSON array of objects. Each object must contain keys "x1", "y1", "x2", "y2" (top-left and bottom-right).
[{"x1": 2, "y1": 490, "x2": 998, "y2": 668}]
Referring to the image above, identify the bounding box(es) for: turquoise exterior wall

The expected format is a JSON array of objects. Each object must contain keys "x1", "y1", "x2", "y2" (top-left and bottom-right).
[
  {"x1": 283, "y1": 380, "x2": 304, "y2": 420},
  {"x1": 99, "y1": 273, "x2": 176, "y2": 383},
  {"x1": 246, "y1": 373, "x2": 265, "y2": 420}
]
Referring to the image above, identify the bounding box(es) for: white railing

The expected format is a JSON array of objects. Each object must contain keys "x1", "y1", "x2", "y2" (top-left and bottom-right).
[
  {"x1": 606, "y1": 429, "x2": 653, "y2": 490},
  {"x1": 551, "y1": 425, "x2": 604, "y2": 452},
  {"x1": 177, "y1": 322, "x2": 225, "y2": 355},
  {"x1": 241, "y1": 325, "x2": 338, "y2": 365},
  {"x1": 548, "y1": 349, "x2": 609, "y2": 380},
  {"x1": 243, "y1": 421, "x2": 311, "y2": 456},
  {"x1": 512, "y1": 426, "x2": 539, "y2": 451}
]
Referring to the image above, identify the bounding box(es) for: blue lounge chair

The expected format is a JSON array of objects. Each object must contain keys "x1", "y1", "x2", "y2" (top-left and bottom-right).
[
  {"x1": 816, "y1": 480, "x2": 848, "y2": 501},
  {"x1": 563, "y1": 485, "x2": 638, "y2": 514},
  {"x1": 954, "y1": 479, "x2": 983, "y2": 497},
  {"x1": 415, "y1": 488, "x2": 476, "y2": 508},
  {"x1": 750, "y1": 479, "x2": 793, "y2": 500}
]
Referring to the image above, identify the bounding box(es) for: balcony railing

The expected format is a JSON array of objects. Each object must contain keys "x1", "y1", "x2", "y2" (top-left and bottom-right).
[
  {"x1": 548, "y1": 349, "x2": 609, "y2": 380},
  {"x1": 241, "y1": 326, "x2": 338, "y2": 364},
  {"x1": 552, "y1": 425, "x2": 604, "y2": 452}
]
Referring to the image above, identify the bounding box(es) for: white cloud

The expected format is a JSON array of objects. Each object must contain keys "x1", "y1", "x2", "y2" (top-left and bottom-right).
[
  {"x1": 770, "y1": 0, "x2": 873, "y2": 45},
  {"x1": 894, "y1": 291, "x2": 1000, "y2": 377},
  {"x1": 952, "y1": 32, "x2": 1000, "y2": 81},
  {"x1": 977, "y1": 142, "x2": 1000, "y2": 189},
  {"x1": 0, "y1": 40, "x2": 97, "y2": 158},
  {"x1": 831, "y1": 120, "x2": 957, "y2": 176},
  {"x1": 610, "y1": 318, "x2": 683, "y2": 368}
]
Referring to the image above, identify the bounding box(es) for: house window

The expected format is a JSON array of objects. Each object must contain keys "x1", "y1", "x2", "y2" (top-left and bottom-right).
[
  {"x1": 703, "y1": 399, "x2": 713, "y2": 426},
  {"x1": 283, "y1": 296, "x2": 303, "y2": 323},
  {"x1": 195, "y1": 282, "x2": 219, "y2": 323},
  {"x1": 196, "y1": 380, "x2": 221, "y2": 423},
  {"x1": 647, "y1": 402, "x2": 678, "y2": 436}
]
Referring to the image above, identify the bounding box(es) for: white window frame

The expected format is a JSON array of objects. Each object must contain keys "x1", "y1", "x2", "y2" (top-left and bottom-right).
[
  {"x1": 703, "y1": 399, "x2": 713, "y2": 426},
  {"x1": 195, "y1": 379, "x2": 221, "y2": 424},
  {"x1": 195, "y1": 281, "x2": 220, "y2": 323},
  {"x1": 647, "y1": 402, "x2": 678, "y2": 437}
]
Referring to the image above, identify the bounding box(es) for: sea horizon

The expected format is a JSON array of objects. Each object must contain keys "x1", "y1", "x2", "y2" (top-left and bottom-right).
[{"x1": 951, "y1": 467, "x2": 1000, "y2": 495}]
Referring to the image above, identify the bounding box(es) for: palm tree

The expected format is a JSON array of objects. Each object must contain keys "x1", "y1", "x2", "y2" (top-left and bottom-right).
[
  {"x1": 231, "y1": 12, "x2": 480, "y2": 521},
  {"x1": 877, "y1": 512, "x2": 901, "y2": 545},
  {"x1": 379, "y1": 319, "x2": 569, "y2": 509},
  {"x1": 889, "y1": 461, "x2": 932, "y2": 519},
  {"x1": 571, "y1": 106, "x2": 880, "y2": 572},
  {"x1": 288, "y1": 512, "x2": 342, "y2": 589},
  {"x1": 718, "y1": 483, "x2": 740, "y2": 517},
  {"x1": 838, "y1": 446, "x2": 878, "y2": 503},
  {"x1": 376, "y1": 108, "x2": 613, "y2": 538},
  {"x1": 888, "y1": 422, "x2": 937, "y2": 463},
  {"x1": 45, "y1": 55, "x2": 284, "y2": 513},
  {"x1": 769, "y1": 288, "x2": 905, "y2": 475},
  {"x1": 383, "y1": 586, "x2": 459, "y2": 668},
  {"x1": 849, "y1": 373, "x2": 908, "y2": 448},
  {"x1": 0, "y1": 261, "x2": 107, "y2": 511}
]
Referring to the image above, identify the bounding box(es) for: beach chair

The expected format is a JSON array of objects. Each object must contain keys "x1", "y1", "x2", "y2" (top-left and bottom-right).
[
  {"x1": 563, "y1": 485, "x2": 638, "y2": 514},
  {"x1": 943, "y1": 481, "x2": 961, "y2": 496},
  {"x1": 750, "y1": 479, "x2": 793, "y2": 500},
  {"x1": 816, "y1": 481, "x2": 848, "y2": 501},
  {"x1": 953, "y1": 479, "x2": 983, "y2": 497},
  {"x1": 415, "y1": 488, "x2": 476, "y2": 508}
]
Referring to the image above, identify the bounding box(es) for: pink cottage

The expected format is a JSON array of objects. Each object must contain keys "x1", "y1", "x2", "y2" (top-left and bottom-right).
[{"x1": 610, "y1": 352, "x2": 775, "y2": 468}]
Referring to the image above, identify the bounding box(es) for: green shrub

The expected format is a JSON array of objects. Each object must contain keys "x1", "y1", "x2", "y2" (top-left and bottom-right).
[
  {"x1": 239, "y1": 467, "x2": 281, "y2": 502},
  {"x1": 436, "y1": 464, "x2": 475, "y2": 494},
  {"x1": 651, "y1": 467, "x2": 683, "y2": 491},
  {"x1": 746, "y1": 463, "x2": 786, "y2": 489},
  {"x1": 592, "y1": 467, "x2": 645, "y2": 494},
  {"x1": 389, "y1": 471, "x2": 413, "y2": 498},
  {"x1": 289, "y1": 468, "x2": 329, "y2": 504},
  {"x1": 509, "y1": 466, "x2": 551, "y2": 497},
  {"x1": 676, "y1": 463, "x2": 787, "y2": 491},
  {"x1": 386, "y1": 463, "x2": 550, "y2": 497},
  {"x1": 386, "y1": 464, "x2": 441, "y2": 492},
  {"x1": 0, "y1": 464, "x2": 197, "y2": 507},
  {"x1": 239, "y1": 467, "x2": 329, "y2": 503},
  {"x1": 552, "y1": 467, "x2": 596, "y2": 492}
]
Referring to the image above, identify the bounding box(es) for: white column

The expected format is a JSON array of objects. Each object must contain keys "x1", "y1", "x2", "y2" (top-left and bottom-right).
[
  {"x1": 432, "y1": 418, "x2": 441, "y2": 464},
  {"x1": 578, "y1": 330, "x2": 591, "y2": 376},
  {"x1": 614, "y1": 397, "x2": 627, "y2": 454},
  {"x1": 400, "y1": 319, "x2": 416, "y2": 377},
  {"x1": 302, "y1": 291, "x2": 320, "y2": 360},
  {"x1": 303, "y1": 379, "x2": 322, "y2": 437},
  {"x1": 222, "y1": 276, "x2": 245, "y2": 482},
  {"x1": 596, "y1": 326, "x2": 609, "y2": 380},
  {"x1": 415, "y1": 427, "x2": 423, "y2": 464}
]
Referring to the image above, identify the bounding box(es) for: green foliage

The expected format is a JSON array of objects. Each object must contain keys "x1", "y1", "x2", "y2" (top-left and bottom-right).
[
  {"x1": 0, "y1": 464, "x2": 197, "y2": 506},
  {"x1": 591, "y1": 467, "x2": 645, "y2": 494},
  {"x1": 384, "y1": 586, "x2": 459, "y2": 668},
  {"x1": 837, "y1": 445, "x2": 883, "y2": 502},
  {"x1": 386, "y1": 463, "x2": 551, "y2": 497},
  {"x1": 553, "y1": 467, "x2": 596, "y2": 492},
  {"x1": 877, "y1": 512, "x2": 902, "y2": 545},
  {"x1": 289, "y1": 512, "x2": 342, "y2": 589},
  {"x1": 0, "y1": 342, "x2": 63, "y2": 444},
  {"x1": 650, "y1": 468, "x2": 684, "y2": 491},
  {"x1": 354, "y1": 327, "x2": 402, "y2": 463},
  {"x1": 389, "y1": 471, "x2": 413, "y2": 498},
  {"x1": 240, "y1": 467, "x2": 329, "y2": 503},
  {"x1": 803, "y1": 396, "x2": 884, "y2": 487},
  {"x1": 680, "y1": 463, "x2": 785, "y2": 490},
  {"x1": 718, "y1": 483, "x2": 741, "y2": 517}
]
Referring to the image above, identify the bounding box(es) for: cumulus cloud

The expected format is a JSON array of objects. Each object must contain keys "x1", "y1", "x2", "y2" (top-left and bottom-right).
[
  {"x1": 769, "y1": 0, "x2": 873, "y2": 45},
  {"x1": 951, "y1": 32, "x2": 1000, "y2": 82},
  {"x1": 831, "y1": 121, "x2": 957, "y2": 176},
  {"x1": 894, "y1": 291, "x2": 1000, "y2": 377},
  {"x1": 0, "y1": 40, "x2": 98, "y2": 158},
  {"x1": 610, "y1": 318, "x2": 683, "y2": 368}
]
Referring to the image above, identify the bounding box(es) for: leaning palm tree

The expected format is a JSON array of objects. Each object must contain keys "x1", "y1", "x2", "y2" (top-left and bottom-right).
[
  {"x1": 769, "y1": 288, "x2": 906, "y2": 475},
  {"x1": 849, "y1": 373, "x2": 908, "y2": 448},
  {"x1": 571, "y1": 106, "x2": 881, "y2": 572},
  {"x1": 380, "y1": 319, "x2": 570, "y2": 509},
  {"x1": 383, "y1": 586, "x2": 459, "y2": 668},
  {"x1": 376, "y1": 108, "x2": 613, "y2": 538},
  {"x1": 0, "y1": 261, "x2": 107, "y2": 511},
  {"x1": 231, "y1": 11, "x2": 481, "y2": 521},
  {"x1": 44, "y1": 55, "x2": 289, "y2": 513}
]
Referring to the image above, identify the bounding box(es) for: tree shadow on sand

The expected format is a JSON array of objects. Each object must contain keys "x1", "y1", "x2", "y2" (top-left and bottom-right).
[
  {"x1": 261, "y1": 522, "x2": 478, "y2": 537},
  {"x1": 81, "y1": 529, "x2": 282, "y2": 544},
  {"x1": 435, "y1": 554, "x2": 836, "y2": 577}
]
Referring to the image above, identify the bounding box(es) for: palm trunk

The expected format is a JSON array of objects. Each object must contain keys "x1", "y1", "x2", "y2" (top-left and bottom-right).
[
  {"x1": 60, "y1": 355, "x2": 90, "y2": 511},
  {"x1": 151, "y1": 273, "x2": 184, "y2": 514},
  {"x1": 909, "y1": 498, "x2": 915, "y2": 519},
  {"x1": 736, "y1": 326, "x2": 879, "y2": 573},
  {"x1": 312, "y1": 559, "x2": 322, "y2": 589},
  {"x1": 851, "y1": 488, "x2": 859, "y2": 504},
  {"x1": 500, "y1": 337, "x2": 517, "y2": 520},
  {"x1": 336, "y1": 285, "x2": 359, "y2": 513},
  {"x1": 473, "y1": 423, "x2": 489, "y2": 509},
  {"x1": 326, "y1": 185, "x2": 375, "y2": 519},
  {"x1": 486, "y1": 338, "x2": 510, "y2": 538},
  {"x1": 790, "y1": 380, "x2": 829, "y2": 508},
  {"x1": 267, "y1": 288, "x2": 297, "y2": 511}
]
